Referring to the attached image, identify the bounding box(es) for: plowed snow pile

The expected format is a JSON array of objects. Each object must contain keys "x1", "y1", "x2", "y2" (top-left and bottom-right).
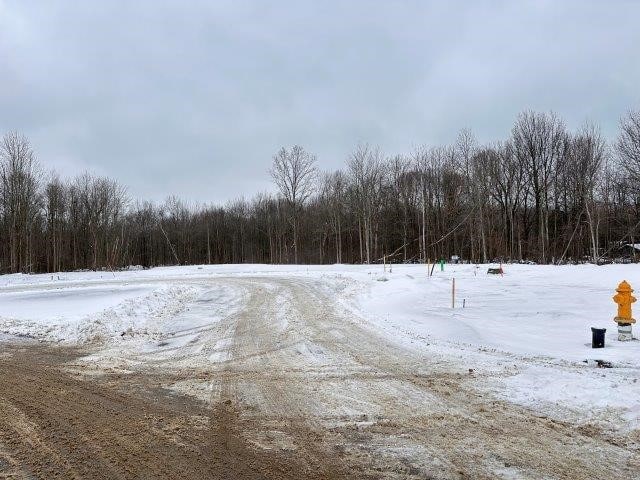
[{"x1": 0, "y1": 281, "x2": 200, "y2": 343}]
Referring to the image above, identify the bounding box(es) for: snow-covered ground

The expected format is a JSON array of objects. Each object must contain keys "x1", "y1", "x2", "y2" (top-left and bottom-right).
[
  {"x1": 341, "y1": 263, "x2": 640, "y2": 433},
  {"x1": 1, "y1": 263, "x2": 639, "y2": 434}
]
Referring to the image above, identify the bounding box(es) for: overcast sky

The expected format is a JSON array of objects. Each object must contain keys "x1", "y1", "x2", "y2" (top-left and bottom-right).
[{"x1": 1, "y1": 1, "x2": 639, "y2": 204}]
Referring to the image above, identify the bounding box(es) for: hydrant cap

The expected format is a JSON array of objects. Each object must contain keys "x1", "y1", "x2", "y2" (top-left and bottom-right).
[{"x1": 617, "y1": 280, "x2": 633, "y2": 293}]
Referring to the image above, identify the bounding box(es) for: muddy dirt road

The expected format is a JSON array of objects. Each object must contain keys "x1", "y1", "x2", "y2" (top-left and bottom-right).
[{"x1": 1, "y1": 277, "x2": 638, "y2": 479}]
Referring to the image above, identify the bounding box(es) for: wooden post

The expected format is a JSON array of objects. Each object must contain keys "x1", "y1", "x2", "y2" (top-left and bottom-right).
[
  {"x1": 452, "y1": 278, "x2": 456, "y2": 309},
  {"x1": 207, "y1": 225, "x2": 211, "y2": 264}
]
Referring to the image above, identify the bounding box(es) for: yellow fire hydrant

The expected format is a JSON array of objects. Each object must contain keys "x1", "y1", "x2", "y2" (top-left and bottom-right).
[
  {"x1": 613, "y1": 280, "x2": 636, "y2": 341},
  {"x1": 613, "y1": 280, "x2": 636, "y2": 323}
]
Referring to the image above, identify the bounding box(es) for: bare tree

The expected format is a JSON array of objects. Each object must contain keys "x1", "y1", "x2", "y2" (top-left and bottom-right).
[
  {"x1": 568, "y1": 123, "x2": 607, "y2": 262},
  {"x1": 75, "y1": 173, "x2": 128, "y2": 269},
  {"x1": 0, "y1": 132, "x2": 42, "y2": 272},
  {"x1": 616, "y1": 109, "x2": 640, "y2": 186},
  {"x1": 318, "y1": 171, "x2": 347, "y2": 263},
  {"x1": 469, "y1": 148, "x2": 493, "y2": 263},
  {"x1": 456, "y1": 129, "x2": 484, "y2": 261},
  {"x1": 269, "y1": 145, "x2": 317, "y2": 263},
  {"x1": 44, "y1": 174, "x2": 67, "y2": 272},
  {"x1": 487, "y1": 142, "x2": 526, "y2": 260},
  {"x1": 411, "y1": 146, "x2": 431, "y2": 262},
  {"x1": 389, "y1": 155, "x2": 415, "y2": 262},
  {"x1": 347, "y1": 144, "x2": 385, "y2": 264},
  {"x1": 512, "y1": 111, "x2": 566, "y2": 262}
]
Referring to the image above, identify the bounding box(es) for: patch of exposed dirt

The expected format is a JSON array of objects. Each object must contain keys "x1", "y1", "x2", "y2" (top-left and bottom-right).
[{"x1": 0, "y1": 344, "x2": 362, "y2": 479}]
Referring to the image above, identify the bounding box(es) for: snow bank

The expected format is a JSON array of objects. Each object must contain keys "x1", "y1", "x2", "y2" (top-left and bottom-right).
[{"x1": 0, "y1": 282, "x2": 200, "y2": 343}]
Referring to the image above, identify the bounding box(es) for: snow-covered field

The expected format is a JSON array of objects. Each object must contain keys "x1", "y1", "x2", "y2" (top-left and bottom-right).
[{"x1": 1, "y1": 263, "x2": 639, "y2": 435}]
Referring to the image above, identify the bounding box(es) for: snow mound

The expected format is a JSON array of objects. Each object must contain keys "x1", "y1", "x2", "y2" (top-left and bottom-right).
[{"x1": 0, "y1": 283, "x2": 200, "y2": 344}]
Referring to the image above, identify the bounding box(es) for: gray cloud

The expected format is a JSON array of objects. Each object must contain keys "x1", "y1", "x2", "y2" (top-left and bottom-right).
[{"x1": 1, "y1": 0, "x2": 639, "y2": 203}]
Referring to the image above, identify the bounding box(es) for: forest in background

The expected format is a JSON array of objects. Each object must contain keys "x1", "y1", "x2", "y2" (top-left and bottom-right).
[{"x1": 1, "y1": 109, "x2": 640, "y2": 273}]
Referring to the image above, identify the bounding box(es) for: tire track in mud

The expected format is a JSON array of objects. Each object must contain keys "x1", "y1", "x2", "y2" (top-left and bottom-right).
[
  {"x1": 0, "y1": 343, "x2": 355, "y2": 480},
  {"x1": 0, "y1": 345, "x2": 220, "y2": 479},
  {"x1": 212, "y1": 279, "x2": 366, "y2": 479}
]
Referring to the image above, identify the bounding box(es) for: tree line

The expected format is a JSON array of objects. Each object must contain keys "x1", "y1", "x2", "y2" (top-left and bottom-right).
[{"x1": 2, "y1": 109, "x2": 640, "y2": 273}]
